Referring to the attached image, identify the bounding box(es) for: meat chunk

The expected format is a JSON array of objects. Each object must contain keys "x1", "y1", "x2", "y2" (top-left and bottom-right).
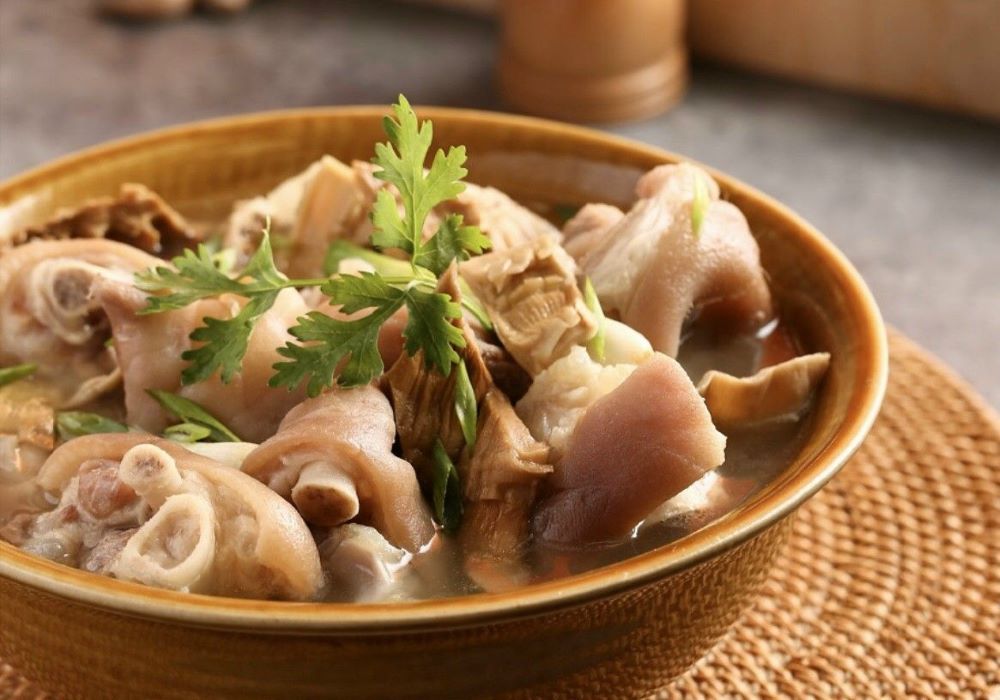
[
  {"x1": 0, "y1": 239, "x2": 160, "y2": 407},
  {"x1": 224, "y1": 156, "x2": 369, "y2": 275},
  {"x1": 385, "y1": 265, "x2": 552, "y2": 561},
  {"x1": 458, "y1": 391, "x2": 551, "y2": 560},
  {"x1": 461, "y1": 235, "x2": 596, "y2": 375},
  {"x1": 31, "y1": 434, "x2": 323, "y2": 600},
  {"x1": 318, "y1": 524, "x2": 411, "y2": 603},
  {"x1": 533, "y1": 354, "x2": 726, "y2": 547},
  {"x1": 561, "y1": 203, "x2": 624, "y2": 263},
  {"x1": 515, "y1": 346, "x2": 636, "y2": 463},
  {"x1": 582, "y1": 163, "x2": 773, "y2": 356},
  {"x1": 8, "y1": 184, "x2": 199, "y2": 257},
  {"x1": 442, "y1": 182, "x2": 562, "y2": 253},
  {"x1": 96, "y1": 279, "x2": 309, "y2": 442},
  {"x1": 474, "y1": 335, "x2": 532, "y2": 403},
  {"x1": 383, "y1": 265, "x2": 493, "y2": 488},
  {"x1": 697, "y1": 352, "x2": 831, "y2": 430},
  {"x1": 241, "y1": 386, "x2": 434, "y2": 552}
]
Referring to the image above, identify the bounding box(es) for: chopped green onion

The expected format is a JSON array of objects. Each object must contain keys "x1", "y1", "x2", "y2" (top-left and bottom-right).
[
  {"x1": 0, "y1": 363, "x2": 37, "y2": 389},
  {"x1": 691, "y1": 170, "x2": 709, "y2": 239},
  {"x1": 453, "y1": 360, "x2": 478, "y2": 449},
  {"x1": 164, "y1": 422, "x2": 213, "y2": 444},
  {"x1": 431, "y1": 438, "x2": 463, "y2": 533},
  {"x1": 56, "y1": 412, "x2": 128, "y2": 440},
  {"x1": 146, "y1": 390, "x2": 242, "y2": 442},
  {"x1": 583, "y1": 277, "x2": 606, "y2": 362}
]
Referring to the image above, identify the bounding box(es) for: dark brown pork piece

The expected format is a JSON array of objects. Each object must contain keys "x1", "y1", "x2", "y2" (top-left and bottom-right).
[
  {"x1": 9, "y1": 184, "x2": 199, "y2": 256},
  {"x1": 384, "y1": 264, "x2": 552, "y2": 565},
  {"x1": 458, "y1": 391, "x2": 551, "y2": 560}
]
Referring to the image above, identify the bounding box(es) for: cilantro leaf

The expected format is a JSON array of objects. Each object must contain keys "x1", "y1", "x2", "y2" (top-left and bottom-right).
[
  {"x1": 370, "y1": 189, "x2": 409, "y2": 253},
  {"x1": 136, "y1": 230, "x2": 294, "y2": 385},
  {"x1": 324, "y1": 240, "x2": 493, "y2": 331},
  {"x1": 0, "y1": 363, "x2": 37, "y2": 389},
  {"x1": 402, "y1": 286, "x2": 465, "y2": 375},
  {"x1": 370, "y1": 95, "x2": 470, "y2": 263},
  {"x1": 146, "y1": 390, "x2": 242, "y2": 442},
  {"x1": 272, "y1": 309, "x2": 398, "y2": 395},
  {"x1": 273, "y1": 272, "x2": 465, "y2": 395},
  {"x1": 180, "y1": 291, "x2": 279, "y2": 385},
  {"x1": 321, "y1": 270, "x2": 406, "y2": 315},
  {"x1": 431, "y1": 438, "x2": 463, "y2": 532},
  {"x1": 415, "y1": 213, "x2": 491, "y2": 276},
  {"x1": 240, "y1": 232, "x2": 288, "y2": 289},
  {"x1": 272, "y1": 271, "x2": 408, "y2": 394},
  {"x1": 135, "y1": 245, "x2": 244, "y2": 313}
]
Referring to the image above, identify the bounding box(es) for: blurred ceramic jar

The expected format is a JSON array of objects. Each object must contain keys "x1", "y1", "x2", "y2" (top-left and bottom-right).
[
  {"x1": 102, "y1": 0, "x2": 250, "y2": 20},
  {"x1": 498, "y1": 0, "x2": 688, "y2": 123}
]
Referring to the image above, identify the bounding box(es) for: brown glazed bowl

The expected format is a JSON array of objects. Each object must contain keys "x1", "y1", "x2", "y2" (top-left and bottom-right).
[{"x1": 0, "y1": 108, "x2": 887, "y2": 699}]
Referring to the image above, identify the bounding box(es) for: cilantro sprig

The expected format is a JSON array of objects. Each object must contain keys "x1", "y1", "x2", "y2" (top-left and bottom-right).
[
  {"x1": 136, "y1": 96, "x2": 490, "y2": 397},
  {"x1": 132, "y1": 96, "x2": 489, "y2": 531},
  {"x1": 136, "y1": 229, "x2": 324, "y2": 386},
  {"x1": 271, "y1": 95, "x2": 489, "y2": 394},
  {"x1": 370, "y1": 95, "x2": 489, "y2": 272}
]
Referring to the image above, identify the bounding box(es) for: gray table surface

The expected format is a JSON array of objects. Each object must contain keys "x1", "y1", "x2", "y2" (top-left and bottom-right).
[{"x1": 2, "y1": 0, "x2": 998, "y2": 406}]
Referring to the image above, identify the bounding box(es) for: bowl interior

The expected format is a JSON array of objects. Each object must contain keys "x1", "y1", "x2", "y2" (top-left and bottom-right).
[{"x1": 0, "y1": 107, "x2": 887, "y2": 630}]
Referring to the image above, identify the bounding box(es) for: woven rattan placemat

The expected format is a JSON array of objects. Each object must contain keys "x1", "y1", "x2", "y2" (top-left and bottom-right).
[{"x1": 2, "y1": 330, "x2": 998, "y2": 699}]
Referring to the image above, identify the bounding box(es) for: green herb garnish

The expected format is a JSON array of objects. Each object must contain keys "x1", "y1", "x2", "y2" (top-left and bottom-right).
[
  {"x1": 0, "y1": 363, "x2": 37, "y2": 389},
  {"x1": 369, "y1": 95, "x2": 489, "y2": 270},
  {"x1": 323, "y1": 241, "x2": 493, "y2": 330},
  {"x1": 134, "y1": 96, "x2": 489, "y2": 531},
  {"x1": 164, "y1": 422, "x2": 213, "y2": 444},
  {"x1": 56, "y1": 412, "x2": 128, "y2": 440},
  {"x1": 583, "y1": 277, "x2": 606, "y2": 362},
  {"x1": 146, "y1": 390, "x2": 242, "y2": 442},
  {"x1": 453, "y1": 360, "x2": 478, "y2": 449},
  {"x1": 431, "y1": 438, "x2": 463, "y2": 533},
  {"x1": 136, "y1": 231, "x2": 301, "y2": 386},
  {"x1": 272, "y1": 95, "x2": 489, "y2": 394},
  {"x1": 691, "y1": 169, "x2": 709, "y2": 238}
]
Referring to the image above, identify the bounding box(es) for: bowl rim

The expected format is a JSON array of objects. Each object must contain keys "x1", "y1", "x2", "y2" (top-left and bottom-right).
[{"x1": 0, "y1": 105, "x2": 888, "y2": 632}]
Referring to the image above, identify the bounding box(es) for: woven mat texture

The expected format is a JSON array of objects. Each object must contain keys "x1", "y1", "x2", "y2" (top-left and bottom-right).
[{"x1": 2, "y1": 331, "x2": 998, "y2": 699}]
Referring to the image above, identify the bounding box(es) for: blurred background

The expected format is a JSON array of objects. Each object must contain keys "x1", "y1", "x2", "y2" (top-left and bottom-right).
[{"x1": 0, "y1": 0, "x2": 997, "y2": 404}]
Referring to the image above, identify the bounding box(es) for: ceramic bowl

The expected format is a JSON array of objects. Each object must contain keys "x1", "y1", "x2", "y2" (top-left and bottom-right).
[{"x1": 0, "y1": 107, "x2": 887, "y2": 699}]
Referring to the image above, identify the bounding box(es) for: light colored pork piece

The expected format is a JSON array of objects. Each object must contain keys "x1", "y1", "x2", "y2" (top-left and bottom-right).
[
  {"x1": 224, "y1": 156, "x2": 369, "y2": 275},
  {"x1": 582, "y1": 163, "x2": 773, "y2": 357},
  {"x1": 0, "y1": 239, "x2": 161, "y2": 407},
  {"x1": 515, "y1": 346, "x2": 636, "y2": 463},
  {"x1": 442, "y1": 182, "x2": 562, "y2": 253},
  {"x1": 561, "y1": 203, "x2": 625, "y2": 263},
  {"x1": 96, "y1": 279, "x2": 309, "y2": 442},
  {"x1": 31, "y1": 434, "x2": 323, "y2": 600},
  {"x1": 461, "y1": 235, "x2": 596, "y2": 376},
  {"x1": 318, "y1": 524, "x2": 411, "y2": 603},
  {"x1": 697, "y1": 352, "x2": 831, "y2": 431},
  {"x1": 241, "y1": 386, "x2": 435, "y2": 552},
  {"x1": 533, "y1": 353, "x2": 726, "y2": 547}
]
